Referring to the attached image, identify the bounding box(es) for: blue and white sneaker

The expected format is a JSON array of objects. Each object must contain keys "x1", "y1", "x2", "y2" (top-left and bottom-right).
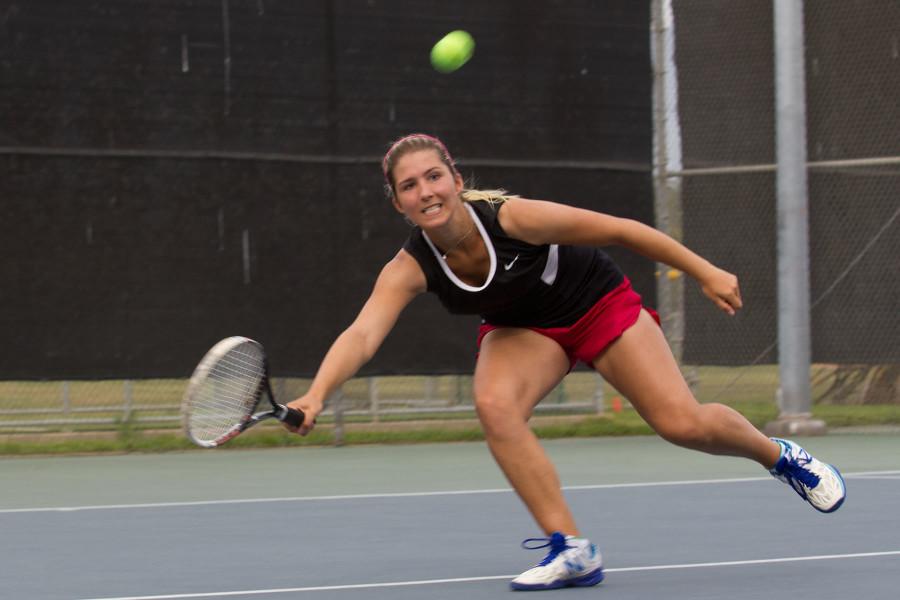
[
  {"x1": 509, "y1": 532, "x2": 604, "y2": 591},
  {"x1": 769, "y1": 438, "x2": 846, "y2": 513}
]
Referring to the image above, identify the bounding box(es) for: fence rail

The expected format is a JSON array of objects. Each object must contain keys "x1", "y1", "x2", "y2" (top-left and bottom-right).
[{"x1": 0, "y1": 374, "x2": 608, "y2": 432}]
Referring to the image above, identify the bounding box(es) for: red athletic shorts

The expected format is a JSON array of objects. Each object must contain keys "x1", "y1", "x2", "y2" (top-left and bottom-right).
[{"x1": 476, "y1": 277, "x2": 660, "y2": 370}]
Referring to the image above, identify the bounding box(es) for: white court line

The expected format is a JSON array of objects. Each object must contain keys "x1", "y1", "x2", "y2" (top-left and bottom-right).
[
  {"x1": 76, "y1": 550, "x2": 900, "y2": 600},
  {"x1": 2, "y1": 470, "x2": 898, "y2": 515},
  {"x1": 851, "y1": 473, "x2": 900, "y2": 481}
]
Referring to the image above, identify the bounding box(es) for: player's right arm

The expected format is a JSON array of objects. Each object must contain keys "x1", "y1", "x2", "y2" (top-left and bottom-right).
[{"x1": 286, "y1": 249, "x2": 426, "y2": 434}]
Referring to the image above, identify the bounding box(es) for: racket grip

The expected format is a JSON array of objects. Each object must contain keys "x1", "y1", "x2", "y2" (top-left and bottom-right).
[{"x1": 278, "y1": 405, "x2": 306, "y2": 428}]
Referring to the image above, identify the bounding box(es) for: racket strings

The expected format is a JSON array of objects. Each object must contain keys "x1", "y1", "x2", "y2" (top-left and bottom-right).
[{"x1": 187, "y1": 342, "x2": 266, "y2": 444}]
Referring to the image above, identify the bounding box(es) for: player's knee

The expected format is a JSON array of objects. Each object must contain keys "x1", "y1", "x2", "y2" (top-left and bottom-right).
[
  {"x1": 653, "y1": 408, "x2": 710, "y2": 449},
  {"x1": 474, "y1": 392, "x2": 511, "y2": 422},
  {"x1": 474, "y1": 392, "x2": 527, "y2": 436}
]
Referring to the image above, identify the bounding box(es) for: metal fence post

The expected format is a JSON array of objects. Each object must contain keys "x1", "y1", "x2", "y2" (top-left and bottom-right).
[
  {"x1": 123, "y1": 380, "x2": 134, "y2": 422},
  {"x1": 331, "y1": 390, "x2": 344, "y2": 447},
  {"x1": 425, "y1": 376, "x2": 436, "y2": 405},
  {"x1": 766, "y1": 0, "x2": 825, "y2": 436},
  {"x1": 368, "y1": 377, "x2": 379, "y2": 423},
  {"x1": 593, "y1": 373, "x2": 605, "y2": 415},
  {"x1": 651, "y1": 0, "x2": 686, "y2": 367}
]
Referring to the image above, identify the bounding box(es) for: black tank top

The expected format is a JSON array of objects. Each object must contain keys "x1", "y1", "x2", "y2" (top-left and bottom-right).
[{"x1": 402, "y1": 200, "x2": 624, "y2": 328}]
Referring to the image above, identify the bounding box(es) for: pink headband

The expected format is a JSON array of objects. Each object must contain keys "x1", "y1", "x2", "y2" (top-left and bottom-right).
[{"x1": 381, "y1": 133, "x2": 456, "y2": 183}]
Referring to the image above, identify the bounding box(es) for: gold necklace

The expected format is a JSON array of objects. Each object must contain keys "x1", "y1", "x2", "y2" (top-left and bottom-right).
[{"x1": 441, "y1": 225, "x2": 476, "y2": 260}]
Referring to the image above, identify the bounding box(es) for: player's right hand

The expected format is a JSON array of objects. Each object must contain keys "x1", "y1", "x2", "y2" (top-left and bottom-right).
[{"x1": 284, "y1": 394, "x2": 322, "y2": 436}]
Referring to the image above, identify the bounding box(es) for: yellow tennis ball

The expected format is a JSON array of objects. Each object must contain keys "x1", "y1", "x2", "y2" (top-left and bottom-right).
[{"x1": 431, "y1": 30, "x2": 475, "y2": 73}]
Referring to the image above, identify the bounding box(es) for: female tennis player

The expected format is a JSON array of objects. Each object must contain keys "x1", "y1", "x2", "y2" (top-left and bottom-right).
[{"x1": 286, "y1": 133, "x2": 846, "y2": 591}]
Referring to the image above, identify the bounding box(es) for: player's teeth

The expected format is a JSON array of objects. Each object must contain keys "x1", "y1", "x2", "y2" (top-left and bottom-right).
[{"x1": 423, "y1": 205, "x2": 441, "y2": 214}]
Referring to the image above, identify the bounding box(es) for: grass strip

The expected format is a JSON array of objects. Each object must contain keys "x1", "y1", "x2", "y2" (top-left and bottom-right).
[{"x1": 2, "y1": 403, "x2": 899, "y2": 457}]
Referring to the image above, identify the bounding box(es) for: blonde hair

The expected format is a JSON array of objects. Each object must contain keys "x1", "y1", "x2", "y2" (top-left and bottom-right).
[
  {"x1": 382, "y1": 133, "x2": 519, "y2": 205},
  {"x1": 460, "y1": 187, "x2": 518, "y2": 205}
]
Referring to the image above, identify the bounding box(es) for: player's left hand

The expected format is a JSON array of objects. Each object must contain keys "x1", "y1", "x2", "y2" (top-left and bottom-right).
[{"x1": 699, "y1": 266, "x2": 742, "y2": 316}]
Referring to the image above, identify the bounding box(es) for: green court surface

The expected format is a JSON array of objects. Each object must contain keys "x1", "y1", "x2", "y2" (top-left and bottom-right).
[
  {"x1": 1, "y1": 433, "x2": 899, "y2": 509},
  {"x1": 2, "y1": 433, "x2": 899, "y2": 599}
]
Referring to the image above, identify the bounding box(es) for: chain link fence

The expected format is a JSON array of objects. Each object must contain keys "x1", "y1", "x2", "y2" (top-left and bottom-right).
[
  {"x1": 1, "y1": 1, "x2": 646, "y2": 436},
  {"x1": 3, "y1": 1, "x2": 898, "y2": 436},
  {"x1": 655, "y1": 0, "x2": 900, "y2": 411},
  {"x1": 0, "y1": 374, "x2": 610, "y2": 433}
]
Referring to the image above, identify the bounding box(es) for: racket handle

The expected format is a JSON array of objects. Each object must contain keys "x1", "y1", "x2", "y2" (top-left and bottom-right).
[{"x1": 278, "y1": 405, "x2": 307, "y2": 428}]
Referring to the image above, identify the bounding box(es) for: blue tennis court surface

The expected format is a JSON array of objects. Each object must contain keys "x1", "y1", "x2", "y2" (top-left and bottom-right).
[{"x1": 2, "y1": 434, "x2": 899, "y2": 599}]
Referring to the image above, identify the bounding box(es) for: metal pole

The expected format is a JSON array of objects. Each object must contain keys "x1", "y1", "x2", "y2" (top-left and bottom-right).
[
  {"x1": 331, "y1": 390, "x2": 345, "y2": 447},
  {"x1": 61, "y1": 381, "x2": 72, "y2": 431},
  {"x1": 368, "y1": 377, "x2": 379, "y2": 423},
  {"x1": 123, "y1": 380, "x2": 134, "y2": 422},
  {"x1": 593, "y1": 373, "x2": 605, "y2": 415},
  {"x1": 651, "y1": 0, "x2": 687, "y2": 369},
  {"x1": 767, "y1": 0, "x2": 825, "y2": 435}
]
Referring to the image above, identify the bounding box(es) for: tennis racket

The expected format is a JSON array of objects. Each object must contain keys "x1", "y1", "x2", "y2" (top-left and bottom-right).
[{"x1": 182, "y1": 336, "x2": 306, "y2": 448}]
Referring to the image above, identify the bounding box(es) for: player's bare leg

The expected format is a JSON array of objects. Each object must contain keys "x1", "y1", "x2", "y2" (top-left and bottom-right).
[
  {"x1": 593, "y1": 309, "x2": 846, "y2": 512},
  {"x1": 476, "y1": 328, "x2": 604, "y2": 590},
  {"x1": 593, "y1": 309, "x2": 782, "y2": 467},
  {"x1": 474, "y1": 328, "x2": 575, "y2": 535}
]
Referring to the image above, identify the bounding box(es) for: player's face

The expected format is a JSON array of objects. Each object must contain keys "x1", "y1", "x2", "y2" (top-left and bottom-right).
[{"x1": 391, "y1": 149, "x2": 463, "y2": 226}]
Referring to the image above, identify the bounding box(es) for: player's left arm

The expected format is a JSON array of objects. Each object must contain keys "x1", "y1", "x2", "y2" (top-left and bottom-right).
[{"x1": 498, "y1": 197, "x2": 742, "y2": 315}]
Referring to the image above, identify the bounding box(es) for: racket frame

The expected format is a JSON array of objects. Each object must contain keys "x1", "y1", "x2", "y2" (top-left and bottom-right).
[{"x1": 183, "y1": 336, "x2": 302, "y2": 448}]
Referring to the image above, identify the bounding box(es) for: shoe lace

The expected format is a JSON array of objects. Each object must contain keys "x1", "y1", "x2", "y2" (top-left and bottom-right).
[
  {"x1": 521, "y1": 533, "x2": 570, "y2": 566},
  {"x1": 782, "y1": 454, "x2": 821, "y2": 490}
]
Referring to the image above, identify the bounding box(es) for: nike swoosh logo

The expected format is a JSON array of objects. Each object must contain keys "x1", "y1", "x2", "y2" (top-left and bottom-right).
[{"x1": 504, "y1": 254, "x2": 520, "y2": 270}]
